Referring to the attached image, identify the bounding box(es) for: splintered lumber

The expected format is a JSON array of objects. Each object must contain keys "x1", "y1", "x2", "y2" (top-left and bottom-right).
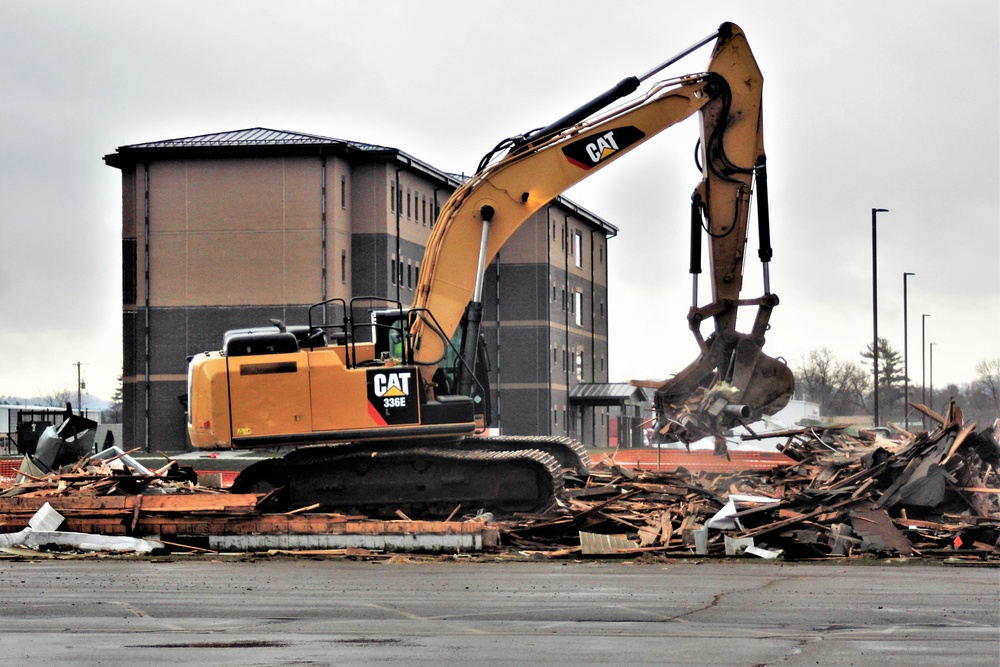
[
  {"x1": 0, "y1": 399, "x2": 996, "y2": 559},
  {"x1": 499, "y1": 399, "x2": 999, "y2": 560},
  {"x1": 0, "y1": 491, "x2": 499, "y2": 552},
  {"x1": 0, "y1": 493, "x2": 264, "y2": 535}
]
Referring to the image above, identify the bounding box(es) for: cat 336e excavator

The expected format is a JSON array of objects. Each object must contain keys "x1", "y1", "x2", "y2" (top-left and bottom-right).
[{"x1": 185, "y1": 23, "x2": 795, "y2": 518}]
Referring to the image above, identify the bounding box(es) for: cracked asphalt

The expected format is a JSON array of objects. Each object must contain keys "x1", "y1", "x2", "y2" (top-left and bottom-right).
[{"x1": 0, "y1": 559, "x2": 996, "y2": 666}]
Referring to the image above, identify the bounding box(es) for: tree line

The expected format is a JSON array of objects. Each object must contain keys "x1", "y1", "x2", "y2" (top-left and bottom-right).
[
  {"x1": 0, "y1": 376, "x2": 123, "y2": 423},
  {"x1": 795, "y1": 344, "x2": 999, "y2": 428}
]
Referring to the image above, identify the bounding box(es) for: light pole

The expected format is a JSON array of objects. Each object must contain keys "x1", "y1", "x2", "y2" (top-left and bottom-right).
[
  {"x1": 871, "y1": 207, "x2": 888, "y2": 426},
  {"x1": 929, "y1": 342, "x2": 937, "y2": 414},
  {"x1": 903, "y1": 272, "x2": 914, "y2": 428},
  {"x1": 921, "y1": 313, "x2": 930, "y2": 428}
]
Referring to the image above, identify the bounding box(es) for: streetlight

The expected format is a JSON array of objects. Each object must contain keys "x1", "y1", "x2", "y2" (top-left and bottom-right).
[
  {"x1": 903, "y1": 272, "x2": 915, "y2": 428},
  {"x1": 929, "y1": 342, "x2": 937, "y2": 414},
  {"x1": 871, "y1": 207, "x2": 889, "y2": 426},
  {"x1": 921, "y1": 313, "x2": 930, "y2": 428}
]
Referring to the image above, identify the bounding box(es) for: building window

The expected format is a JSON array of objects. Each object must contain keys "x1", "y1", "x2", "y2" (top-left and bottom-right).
[
  {"x1": 406, "y1": 189, "x2": 411, "y2": 219},
  {"x1": 341, "y1": 175, "x2": 347, "y2": 209},
  {"x1": 553, "y1": 407, "x2": 558, "y2": 426},
  {"x1": 414, "y1": 264, "x2": 420, "y2": 285},
  {"x1": 422, "y1": 196, "x2": 427, "y2": 226},
  {"x1": 407, "y1": 263, "x2": 412, "y2": 288},
  {"x1": 574, "y1": 230, "x2": 583, "y2": 268},
  {"x1": 575, "y1": 350, "x2": 583, "y2": 381},
  {"x1": 123, "y1": 238, "x2": 137, "y2": 304},
  {"x1": 390, "y1": 258, "x2": 397, "y2": 285},
  {"x1": 341, "y1": 249, "x2": 347, "y2": 284},
  {"x1": 390, "y1": 183, "x2": 395, "y2": 212},
  {"x1": 574, "y1": 291, "x2": 583, "y2": 326}
]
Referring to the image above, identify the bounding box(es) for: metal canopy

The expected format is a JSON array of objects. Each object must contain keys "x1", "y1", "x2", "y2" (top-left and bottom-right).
[{"x1": 568, "y1": 383, "x2": 648, "y2": 406}]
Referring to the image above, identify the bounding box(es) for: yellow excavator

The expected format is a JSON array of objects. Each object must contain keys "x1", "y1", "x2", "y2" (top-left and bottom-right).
[{"x1": 186, "y1": 22, "x2": 794, "y2": 517}]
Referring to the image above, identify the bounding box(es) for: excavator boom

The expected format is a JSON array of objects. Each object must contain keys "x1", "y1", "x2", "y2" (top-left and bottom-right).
[{"x1": 409, "y1": 22, "x2": 792, "y2": 437}]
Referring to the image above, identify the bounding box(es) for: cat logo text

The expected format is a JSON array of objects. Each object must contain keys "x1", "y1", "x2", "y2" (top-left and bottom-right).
[
  {"x1": 373, "y1": 371, "x2": 412, "y2": 408},
  {"x1": 561, "y1": 126, "x2": 646, "y2": 170}
]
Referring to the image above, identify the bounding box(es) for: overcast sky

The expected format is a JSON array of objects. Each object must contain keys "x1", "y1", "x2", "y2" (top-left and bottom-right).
[{"x1": 1, "y1": 1, "x2": 997, "y2": 404}]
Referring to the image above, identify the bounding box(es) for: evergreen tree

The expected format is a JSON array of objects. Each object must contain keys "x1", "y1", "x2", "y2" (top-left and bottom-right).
[
  {"x1": 861, "y1": 337, "x2": 906, "y2": 422},
  {"x1": 102, "y1": 376, "x2": 124, "y2": 423}
]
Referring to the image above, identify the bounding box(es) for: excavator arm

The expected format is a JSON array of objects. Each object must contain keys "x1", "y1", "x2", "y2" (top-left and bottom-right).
[
  {"x1": 410, "y1": 22, "x2": 793, "y2": 440},
  {"x1": 410, "y1": 74, "x2": 714, "y2": 376}
]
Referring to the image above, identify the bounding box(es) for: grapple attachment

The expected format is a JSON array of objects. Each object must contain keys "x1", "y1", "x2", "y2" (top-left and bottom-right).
[{"x1": 648, "y1": 331, "x2": 794, "y2": 444}]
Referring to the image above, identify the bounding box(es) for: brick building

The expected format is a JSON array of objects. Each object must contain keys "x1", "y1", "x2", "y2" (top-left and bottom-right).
[{"x1": 104, "y1": 128, "x2": 618, "y2": 451}]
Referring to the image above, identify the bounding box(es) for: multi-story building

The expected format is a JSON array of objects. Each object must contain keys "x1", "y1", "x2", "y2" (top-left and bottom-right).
[{"x1": 104, "y1": 128, "x2": 619, "y2": 452}]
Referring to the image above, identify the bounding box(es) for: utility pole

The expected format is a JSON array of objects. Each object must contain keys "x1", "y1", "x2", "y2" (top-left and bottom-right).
[{"x1": 73, "y1": 361, "x2": 86, "y2": 416}]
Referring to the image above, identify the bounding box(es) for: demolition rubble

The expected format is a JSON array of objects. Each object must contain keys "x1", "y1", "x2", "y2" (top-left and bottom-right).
[
  {"x1": 507, "y1": 402, "x2": 999, "y2": 560},
  {"x1": 0, "y1": 400, "x2": 997, "y2": 561}
]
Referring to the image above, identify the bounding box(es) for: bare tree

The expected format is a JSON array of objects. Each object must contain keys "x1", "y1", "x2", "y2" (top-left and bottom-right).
[
  {"x1": 974, "y1": 358, "x2": 1000, "y2": 414},
  {"x1": 40, "y1": 388, "x2": 73, "y2": 408},
  {"x1": 795, "y1": 348, "x2": 869, "y2": 416}
]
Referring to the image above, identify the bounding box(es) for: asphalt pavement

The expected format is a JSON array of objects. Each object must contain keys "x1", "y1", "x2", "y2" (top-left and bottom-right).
[{"x1": 0, "y1": 559, "x2": 996, "y2": 666}]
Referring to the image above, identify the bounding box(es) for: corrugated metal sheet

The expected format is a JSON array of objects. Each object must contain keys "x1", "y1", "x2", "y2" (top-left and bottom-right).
[
  {"x1": 208, "y1": 531, "x2": 486, "y2": 553},
  {"x1": 579, "y1": 531, "x2": 637, "y2": 555}
]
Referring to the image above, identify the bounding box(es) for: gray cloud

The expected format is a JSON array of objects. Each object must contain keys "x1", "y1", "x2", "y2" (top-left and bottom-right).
[{"x1": 1, "y1": 0, "x2": 997, "y2": 399}]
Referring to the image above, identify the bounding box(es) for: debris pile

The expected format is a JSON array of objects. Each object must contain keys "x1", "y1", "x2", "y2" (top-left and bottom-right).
[
  {"x1": 2, "y1": 447, "x2": 203, "y2": 499},
  {"x1": 0, "y1": 449, "x2": 498, "y2": 556},
  {"x1": 0, "y1": 402, "x2": 995, "y2": 560},
  {"x1": 501, "y1": 401, "x2": 1000, "y2": 560}
]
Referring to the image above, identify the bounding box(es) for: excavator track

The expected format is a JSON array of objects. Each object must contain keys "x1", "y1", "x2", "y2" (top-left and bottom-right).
[
  {"x1": 458, "y1": 435, "x2": 590, "y2": 478},
  {"x1": 231, "y1": 442, "x2": 564, "y2": 519}
]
